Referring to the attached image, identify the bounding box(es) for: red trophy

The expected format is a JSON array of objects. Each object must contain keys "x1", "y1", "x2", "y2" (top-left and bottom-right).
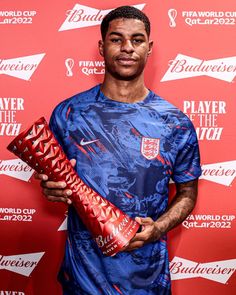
[{"x1": 7, "y1": 117, "x2": 139, "y2": 256}]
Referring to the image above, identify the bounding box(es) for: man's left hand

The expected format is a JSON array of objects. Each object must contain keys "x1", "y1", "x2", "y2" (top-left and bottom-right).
[{"x1": 123, "y1": 217, "x2": 162, "y2": 251}]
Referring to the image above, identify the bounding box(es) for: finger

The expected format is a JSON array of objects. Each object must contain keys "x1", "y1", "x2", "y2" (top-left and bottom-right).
[
  {"x1": 42, "y1": 188, "x2": 72, "y2": 198},
  {"x1": 138, "y1": 217, "x2": 154, "y2": 224},
  {"x1": 124, "y1": 241, "x2": 144, "y2": 251},
  {"x1": 41, "y1": 181, "x2": 67, "y2": 189},
  {"x1": 70, "y1": 158, "x2": 76, "y2": 167},
  {"x1": 46, "y1": 195, "x2": 71, "y2": 204},
  {"x1": 34, "y1": 172, "x2": 48, "y2": 181},
  {"x1": 135, "y1": 217, "x2": 154, "y2": 231},
  {"x1": 135, "y1": 216, "x2": 142, "y2": 225},
  {"x1": 128, "y1": 229, "x2": 151, "y2": 243},
  {"x1": 66, "y1": 198, "x2": 72, "y2": 205},
  {"x1": 135, "y1": 217, "x2": 149, "y2": 232}
]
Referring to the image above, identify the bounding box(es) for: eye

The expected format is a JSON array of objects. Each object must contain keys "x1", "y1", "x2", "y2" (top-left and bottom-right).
[
  {"x1": 132, "y1": 39, "x2": 144, "y2": 44},
  {"x1": 111, "y1": 38, "x2": 122, "y2": 43}
]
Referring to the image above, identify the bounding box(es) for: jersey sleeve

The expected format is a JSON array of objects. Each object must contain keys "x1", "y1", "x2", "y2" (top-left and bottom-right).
[
  {"x1": 49, "y1": 100, "x2": 75, "y2": 159},
  {"x1": 171, "y1": 122, "x2": 202, "y2": 183},
  {"x1": 49, "y1": 106, "x2": 64, "y2": 146}
]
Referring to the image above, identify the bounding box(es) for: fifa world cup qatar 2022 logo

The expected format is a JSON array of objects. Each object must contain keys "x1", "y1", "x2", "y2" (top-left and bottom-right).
[
  {"x1": 7, "y1": 117, "x2": 139, "y2": 256},
  {"x1": 168, "y1": 8, "x2": 177, "y2": 27}
]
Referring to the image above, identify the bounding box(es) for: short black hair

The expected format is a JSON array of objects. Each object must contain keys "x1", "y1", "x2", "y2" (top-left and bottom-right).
[{"x1": 100, "y1": 6, "x2": 151, "y2": 40}]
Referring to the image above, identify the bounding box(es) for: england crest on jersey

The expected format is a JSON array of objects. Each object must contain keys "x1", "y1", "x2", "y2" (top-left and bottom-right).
[{"x1": 141, "y1": 137, "x2": 160, "y2": 160}]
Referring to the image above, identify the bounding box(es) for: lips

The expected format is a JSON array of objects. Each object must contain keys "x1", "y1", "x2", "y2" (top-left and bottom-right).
[{"x1": 116, "y1": 56, "x2": 137, "y2": 65}]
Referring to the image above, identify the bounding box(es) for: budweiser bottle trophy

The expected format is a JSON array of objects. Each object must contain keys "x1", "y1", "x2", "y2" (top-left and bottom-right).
[{"x1": 7, "y1": 117, "x2": 139, "y2": 256}]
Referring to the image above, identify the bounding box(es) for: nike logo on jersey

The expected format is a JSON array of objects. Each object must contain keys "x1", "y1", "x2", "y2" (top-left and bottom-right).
[{"x1": 80, "y1": 138, "x2": 99, "y2": 146}]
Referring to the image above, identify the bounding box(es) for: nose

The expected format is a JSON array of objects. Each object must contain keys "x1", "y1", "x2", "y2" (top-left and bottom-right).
[{"x1": 120, "y1": 40, "x2": 134, "y2": 53}]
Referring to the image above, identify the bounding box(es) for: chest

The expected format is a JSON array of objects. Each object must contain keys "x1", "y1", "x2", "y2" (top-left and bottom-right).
[{"x1": 64, "y1": 105, "x2": 178, "y2": 173}]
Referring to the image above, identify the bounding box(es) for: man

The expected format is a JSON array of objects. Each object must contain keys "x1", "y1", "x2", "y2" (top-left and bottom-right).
[{"x1": 36, "y1": 6, "x2": 201, "y2": 295}]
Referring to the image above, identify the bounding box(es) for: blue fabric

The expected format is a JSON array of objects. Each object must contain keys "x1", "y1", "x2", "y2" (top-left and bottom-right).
[{"x1": 50, "y1": 85, "x2": 201, "y2": 295}]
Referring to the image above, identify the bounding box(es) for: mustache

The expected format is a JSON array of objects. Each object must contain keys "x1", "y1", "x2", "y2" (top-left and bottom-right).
[{"x1": 116, "y1": 55, "x2": 137, "y2": 61}]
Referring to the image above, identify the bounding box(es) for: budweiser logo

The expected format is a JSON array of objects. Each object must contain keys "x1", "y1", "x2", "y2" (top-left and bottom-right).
[
  {"x1": 0, "y1": 53, "x2": 45, "y2": 81},
  {"x1": 169, "y1": 160, "x2": 236, "y2": 186},
  {"x1": 161, "y1": 54, "x2": 236, "y2": 82},
  {"x1": 200, "y1": 160, "x2": 236, "y2": 186},
  {"x1": 96, "y1": 217, "x2": 129, "y2": 248},
  {"x1": 59, "y1": 3, "x2": 146, "y2": 31},
  {"x1": 0, "y1": 252, "x2": 44, "y2": 277},
  {"x1": 0, "y1": 159, "x2": 34, "y2": 182},
  {"x1": 170, "y1": 256, "x2": 236, "y2": 284}
]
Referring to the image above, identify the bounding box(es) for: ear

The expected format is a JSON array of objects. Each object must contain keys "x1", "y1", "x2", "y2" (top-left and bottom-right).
[
  {"x1": 98, "y1": 40, "x2": 104, "y2": 57},
  {"x1": 147, "y1": 40, "x2": 153, "y2": 56}
]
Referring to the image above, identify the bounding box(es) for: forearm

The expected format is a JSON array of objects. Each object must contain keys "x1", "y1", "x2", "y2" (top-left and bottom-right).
[
  {"x1": 154, "y1": 179, "x2": 198, "y2": 236},
  {"x1": 124, "y1": 180, "x2": 199, "y2": 251}
]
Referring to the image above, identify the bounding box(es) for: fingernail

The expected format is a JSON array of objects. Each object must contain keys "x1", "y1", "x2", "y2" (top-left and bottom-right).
[
  {"x1": 60, "y1": 182, "x2": 66, "y2": 188},
  {"x1": 67, "y1": 190, "x2": 72, "y2": 196}
]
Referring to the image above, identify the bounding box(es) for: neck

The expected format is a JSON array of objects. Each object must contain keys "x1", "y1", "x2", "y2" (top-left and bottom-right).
[{"x1": 100, "y1": 74, "x2": 149, "y2": 103}]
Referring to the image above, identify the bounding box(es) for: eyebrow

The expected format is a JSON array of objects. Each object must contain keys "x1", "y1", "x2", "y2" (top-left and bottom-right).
[{"x1": 109, "y1": 32, "x2": 146, "y2": 38}]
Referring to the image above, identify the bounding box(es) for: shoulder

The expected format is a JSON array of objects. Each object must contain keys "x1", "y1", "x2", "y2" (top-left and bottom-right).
[
  {"x1": 51, "y1": 84, "x2": 100, "y2": 120},
  {"x1": 150, "y1": 91, "x2": 194, "y2": 130}
]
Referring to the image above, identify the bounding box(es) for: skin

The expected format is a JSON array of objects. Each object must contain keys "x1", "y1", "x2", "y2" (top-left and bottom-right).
[
  {"x1": 35, "y1": 18, "x2": 199, "y2": 251},
  {"x1": 99, "y1": 18, "x2": 153, "y2": 103}
]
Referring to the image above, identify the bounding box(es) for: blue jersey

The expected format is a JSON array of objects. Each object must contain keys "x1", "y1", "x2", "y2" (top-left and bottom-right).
[{"x1": 49, "y1": 85, "x2": 201, "y2": 295}]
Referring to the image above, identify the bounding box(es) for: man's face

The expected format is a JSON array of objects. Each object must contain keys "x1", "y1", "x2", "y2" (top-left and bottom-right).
[{"x1": 99, "y1": 18, "x2": 153, "y2": 81}]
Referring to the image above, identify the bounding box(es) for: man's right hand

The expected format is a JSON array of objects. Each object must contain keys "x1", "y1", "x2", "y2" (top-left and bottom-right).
[{"x1": 34, "y1": 159, "x2": 76, "y2": 205}]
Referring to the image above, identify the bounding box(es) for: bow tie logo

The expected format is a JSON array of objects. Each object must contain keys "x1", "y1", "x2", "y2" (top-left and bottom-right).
[
  {"x1": 0, "y1": 159, "x2": 34, "y2": 182},
  {"x1": 59, "y1": 3, "x2": 146, "y2": 31},
  {"x1": 0, "y1": 252, "x2": 45, "y2": 277},
  {"x1": 161, "y1": 54, "x2": 236, "y2": 82},
  {"x1": 170, "y1": 256, "x2": 236, "y2": 284},
  {"x1": 0, "y1": 53, "x2": 45, "y2": 81}
]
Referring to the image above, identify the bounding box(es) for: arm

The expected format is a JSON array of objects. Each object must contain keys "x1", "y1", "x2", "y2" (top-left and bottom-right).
[
  {"x1": 124, "y1": 179, "x2": 198, "y2": 251},
  {"x1": 155, "y1": 179, "x2": 198, "y2": 234}
]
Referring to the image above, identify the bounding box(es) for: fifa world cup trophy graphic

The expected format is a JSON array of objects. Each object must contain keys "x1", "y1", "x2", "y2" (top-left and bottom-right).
[{"x1": 7, "y1": 117, "x2": 140, "y2": 256}]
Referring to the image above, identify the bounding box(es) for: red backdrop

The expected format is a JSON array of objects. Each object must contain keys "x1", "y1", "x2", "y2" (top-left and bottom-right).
[{"x1": 0, "y1": 0, "x2": 236, "y2": 294}]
